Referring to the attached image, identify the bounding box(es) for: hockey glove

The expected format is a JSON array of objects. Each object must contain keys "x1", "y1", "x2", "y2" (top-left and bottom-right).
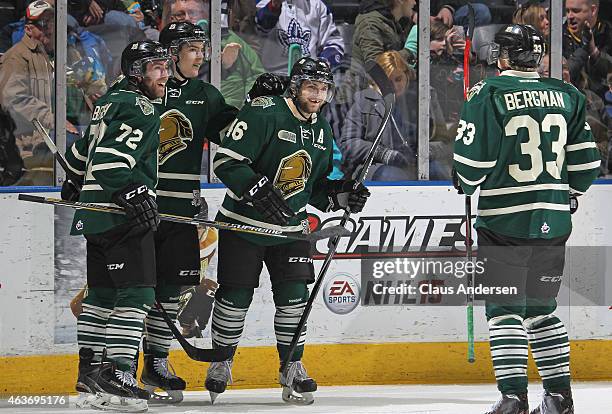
[
  {"x1": 61, "y1": 177, "x2": 83, "y2": 201},
  {"x1": 112, "y1": 183, "x2": 160, "y2": 232},
  {"x1": 451, "y1": 167, "x2": 464, "y2": 195},
  {"x1": 373, "y1": 145, "x2": 412, "y2": 168},
  {"x1": 328, "y1": 180, "x2": 371, "y2": 214},
  {"x1": 246, "y1": 73, "x2": 289, "y2": 102},
  {"x1": 242, "y1": 174, "x2": 295, "y2": 226}
]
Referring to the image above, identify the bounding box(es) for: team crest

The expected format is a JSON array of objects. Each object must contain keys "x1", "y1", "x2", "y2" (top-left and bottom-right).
[
  {"x1": 136, "y1": 96, "x2": 154, "y2": 115},
  {"x1": 251, "y1": 96, "x2": 275, "y2": 108},
  {"x1": 159, "y1": 109, "x2": 194, "y2": 164},
  {"x1": 541, "y1": 222, "x2": 550, "y2": 234},
  {"x1": 467, "y1": 80, "x2": 485, "y2": 102},
  {"x1": 274, "y1": 150, "x2": 312, "y2": 199}
]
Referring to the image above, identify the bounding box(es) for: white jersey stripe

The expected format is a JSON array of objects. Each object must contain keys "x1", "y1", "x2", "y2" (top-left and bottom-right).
[
  {"x1": 158, "y1": 172, "x2": 201, "y2": 181},
  {"x1": 479, "y1": 202, "x2": 569, "y2": 216},
  {"x1": 567, "y1": 160, "x2": 601, "y2": 171},
  {"x1": 91, "y1": 162, "x2": 130, "y2": 172},
  {"x1": 480, "y1": 183, "x2": 569, "y2": 196},
  {"x1": 457, "y1": 172, "x2": 487, "y2": 186},
  {"x1": 454, "y1": 153, "x2": 497, "y2": 168},
  {"x1": 565, "y1": 142, "x2": 597, "y2": 152},
  {"x1": 71, "y1": 145, "x2": 87, "y2": 161},
  {"x1": 95, "y1": 147, "x2": 136, "y2": 168}
]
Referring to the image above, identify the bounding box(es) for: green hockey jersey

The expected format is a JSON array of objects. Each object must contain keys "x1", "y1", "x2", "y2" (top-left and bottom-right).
[
  {"x1": 213, "y1": 95, "x2": 334, "y2": 245},
  {"x1": 154, "y1": 77, "x2": 238, "y2": 217},
  {"x1": 108, "y1": 76, "x2": 238, "y2": 217},
  {"x1": 65, "y1": 89, "x2": 160, "y2": 235},
  {"x1": 453, "y1": 70, "x2": 600, "y2": 239}
]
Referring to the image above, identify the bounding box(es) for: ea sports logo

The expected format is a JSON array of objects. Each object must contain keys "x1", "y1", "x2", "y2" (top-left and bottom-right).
[{"x1": 323, "y1": 273, "x2": 360, "y2": 315}]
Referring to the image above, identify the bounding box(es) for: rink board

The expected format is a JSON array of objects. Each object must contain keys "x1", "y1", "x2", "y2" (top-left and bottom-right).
[{"x1": 1, "y1": 184, "x2": 611, "y2": 395}]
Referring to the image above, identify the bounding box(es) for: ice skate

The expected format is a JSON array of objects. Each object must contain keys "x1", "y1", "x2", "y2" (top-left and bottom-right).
[
  {"x1": 75, "y1": 347, "x2": 102, "y2": 409},
  {"x1": 88, "y1": 360, "x2": 150, "y2": 412},
  {"x1": 140, "y1": 354, "x2": 186, "y2": 404},
  {"x1": 205, "y1": 359, "x2": 233, "y2": 404},
  {"x1": 484, "y1": 393, "x2": 528, "y2": 414},
  {"x1": 530, "y1": 390, "x2": 574, "y2": 414},
  {"x1": 280, "y1": 360, "x2": 317, "y2": 405}
]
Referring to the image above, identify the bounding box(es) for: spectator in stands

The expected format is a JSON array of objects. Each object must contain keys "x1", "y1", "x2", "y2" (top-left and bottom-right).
[
  {"x1": 163, "y1": 0, "x2": 209, "y2": 27},
  {"x1": 340, "y1": 50, "x2": 451, "y2": 181},
  {"x1": 404, "y1": 19, "x2": 465, "y2": 64},
  {"x1": 351, "y1": 0, "x2": 415, "y2": 76},
  {"x1": 428, "y1": 1, "x2": 491, "y2": 31},
  {"x1": 513, "y1": 0, "x2": 550, "y2": 38},
  {"x1": 255, "y1": 0, "x2": 344, "y2": 74},
  {"x1": 220, "y1": 0, "x2": 265, "y2": 107},
  {"x1": 69, "y1": 0, "x2": 139, "y2": 29},
  {"x1": 563, "y1": 0, "x2": 612, "y2": 98},
  {"x1": 0, "y1": 1, "x2": 77, "y2": 185}
]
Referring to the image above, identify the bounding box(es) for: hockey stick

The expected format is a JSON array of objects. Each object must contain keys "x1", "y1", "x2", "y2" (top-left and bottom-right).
[
  {"x1": 18, "y1": 194, "x2": 349, "y2": 242},
  {"x1": 463, "y1": 3, "x2": 476, "y2": 364},
  {"x1": 32, "y1": 119, "x2": 82, "y2": 190},
  {"x1": 32, "y1": 119, "x2": 347, "y2": 242},
  {"x1": 155, "y1": 301, "x2": 232, "y2": 362},
  {"x1": 281, "y1": 62, "x2": 395, "y2": 376}
]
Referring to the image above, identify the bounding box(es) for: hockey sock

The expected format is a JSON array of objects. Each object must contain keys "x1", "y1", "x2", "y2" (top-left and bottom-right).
[
  {"x1": 524, "y1": 311, "x2": 571, "y2": 392},
  {"x1": 77, "y1": 287, "x2": 115, "y2": 361},
  {"x1": 144, "y1": 285, "x2": 182, "y2": 357},
  {"x1": 211, "y1": 285, "x2": 253, "y2": 351},
  {"x1": 105, "y1": 287, "x2": 155, "y2": 371},
  {"x1": 272, "y1": 280, "x2": 309, "y2": 362},
  {"x1": 487, "y1": 313, "x2": 529, "y2": 394}
]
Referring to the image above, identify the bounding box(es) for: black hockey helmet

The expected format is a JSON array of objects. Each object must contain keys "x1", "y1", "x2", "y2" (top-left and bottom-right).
[
  {"x1": 121, "y1": 40, "x2": 172, "y2": 78},
  {"x1": 289, "y1": 57, "x2": 335, "y2": 103},
  {"x1": 492, "y1": 24, "x2": 546, "y2": 69},
  {"x1": 159, "y1": 21, "x2": 211, "y2": 61}
]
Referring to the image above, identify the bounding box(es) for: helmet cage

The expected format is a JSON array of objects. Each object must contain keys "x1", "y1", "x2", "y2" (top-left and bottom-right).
[
  {"x1": 127, "y1": 55, "x2": 173, "y2": 78},
  {"x1": 169, "y1": 36, "x2": 211, "y2": 62},
  {"x1": 290, "y1": 74, "x2": 335, "y2": 103}
]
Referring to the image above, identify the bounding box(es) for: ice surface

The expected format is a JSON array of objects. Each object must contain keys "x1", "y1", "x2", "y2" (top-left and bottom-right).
[{"x1": 1, "y1": 382, "x2": 610, "y2": 413}]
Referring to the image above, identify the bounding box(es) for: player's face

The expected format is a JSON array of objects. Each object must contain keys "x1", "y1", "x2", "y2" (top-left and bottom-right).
[
  {"x1": 388, "y1": 69, "x2": 408, "y2": 95},
  {"x1": 141, "y1": 59, "x2": 172, "y2": 99},
  {"x1": 177, "y1": 41, "x2": 206, "y2": 78},
  {"x1": 565, "y1": 0, "x2": 593, "y2": 33},
  {"x1": 297, "y1": 80, "x2": 329, "y2": 114}
]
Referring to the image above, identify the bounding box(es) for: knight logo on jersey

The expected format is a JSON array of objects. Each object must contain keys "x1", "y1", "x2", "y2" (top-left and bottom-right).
[
  {"x1": 273, "y1": 150, "x2": 312, "y2": 199},
  {"x1": 323, "y1": 273, "x2": 360, "y2": 315},
  {"x1": 159, "y1": 109, "x2": 194, "y2": 164},
  {"x1": 136, "y1": 96, "x2": 154, "y2": 115}
]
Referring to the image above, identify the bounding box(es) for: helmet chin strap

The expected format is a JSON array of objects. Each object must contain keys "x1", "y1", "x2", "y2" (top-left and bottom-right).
[{"x1": 292, "y1": 95, "x2": 314, "y2": 122}]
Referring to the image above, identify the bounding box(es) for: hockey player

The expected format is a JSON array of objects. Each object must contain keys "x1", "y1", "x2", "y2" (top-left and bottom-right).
[
  {"x1": 453, "y1": 25, "x2": 600, "y2": 414},
  {"x1": 205, "y1": 57, "x2": 370, "y2": 405},
  {"x1": 136, "y1": 21, "x2": 239, "y2": 403},
  {"x1": 63, "y1": 40, "x2": 172, "y2": 412}
]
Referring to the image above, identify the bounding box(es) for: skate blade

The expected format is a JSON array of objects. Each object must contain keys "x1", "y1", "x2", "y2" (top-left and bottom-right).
[
  {"x1": 89, "y1": 393, "x2": 148, "y2": 412},
  {"x1": 143, "y1": 385, "x2": 183, "y2": 404},
  {"x1": 75, "y1": 392, "x2": 98, "y2": 409},
  {"x1": 282, "y1": 386, "x2": 314, "y2": 405},
  {"x1": 209, "y1": 391, "x2": 220, "y2": 405}
]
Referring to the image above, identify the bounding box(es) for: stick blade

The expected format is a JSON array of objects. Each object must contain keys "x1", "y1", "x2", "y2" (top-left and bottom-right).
[{"x1": 307, "y1": 225, "x2": 350, "y2": 241}]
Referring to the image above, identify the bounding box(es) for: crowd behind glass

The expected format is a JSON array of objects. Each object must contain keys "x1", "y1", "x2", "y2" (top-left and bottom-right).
[{"x1": 0, "y1": 0, "x2": 611, "y2": 186}]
